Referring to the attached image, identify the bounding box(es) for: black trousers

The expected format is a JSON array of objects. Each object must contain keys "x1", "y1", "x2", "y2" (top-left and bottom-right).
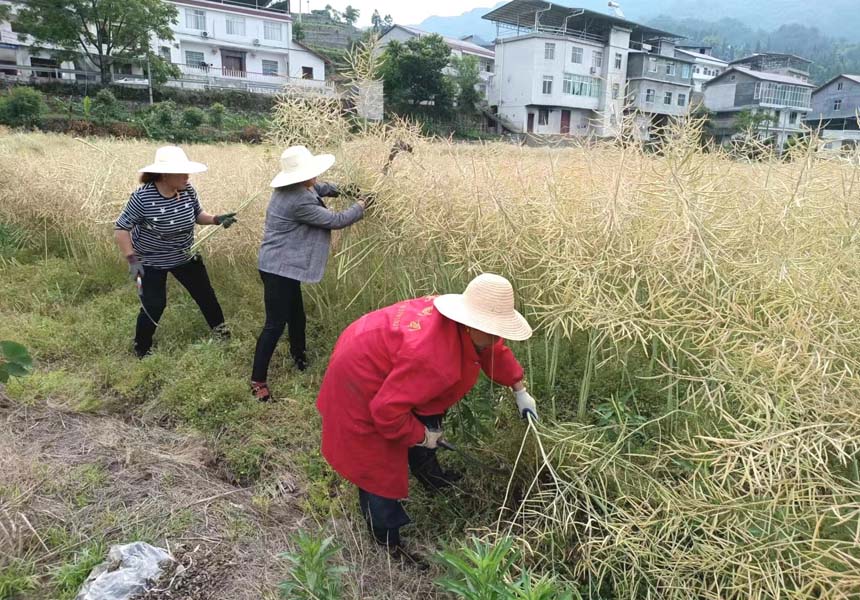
[
  {"x1": 135, "y1": 256, "x2": 225, "y2": 354},
  {"x1": 358, "y1": 414, "x2": 445, "y2": 546},
  {"x1": 251, "y1": 270, "x2": 306, "y2": 382}
]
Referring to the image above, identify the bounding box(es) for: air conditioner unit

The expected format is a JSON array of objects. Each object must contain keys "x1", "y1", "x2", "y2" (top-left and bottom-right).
[
  {"x1": 201, "y1": 31, "x2": 209, "y2": 38},
  {"x1": 253, "y1": 39, "x2": 261, "y2": 46},
  {"x1": 642, "y1": 43, "x2": 652, "y2": 52}
]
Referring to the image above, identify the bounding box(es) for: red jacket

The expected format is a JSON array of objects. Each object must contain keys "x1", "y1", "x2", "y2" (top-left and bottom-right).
[{"x1": 317, "y1": 296, "x2": 524, "y2": 499}]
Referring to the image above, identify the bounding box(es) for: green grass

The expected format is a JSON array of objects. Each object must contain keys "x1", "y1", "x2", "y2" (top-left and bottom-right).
[
  {"x1": 50, "y1": 541, "x2": 107, "y2": 600},
  {"x1": 0, "y1": 561, "x2": 37, "y2": 600}
]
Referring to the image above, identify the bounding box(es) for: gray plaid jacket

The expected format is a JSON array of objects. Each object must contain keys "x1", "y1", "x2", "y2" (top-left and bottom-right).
[{"x1": 258, "y1": 182, "x2": 364, "y2": 283}]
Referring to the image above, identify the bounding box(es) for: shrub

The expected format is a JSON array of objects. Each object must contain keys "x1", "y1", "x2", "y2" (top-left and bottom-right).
[
  {"x1": 91, "y1": 88, "x2": 120, "y2": 124},
  {"x1": 238, "y1": 124, "x2": 264, "y2": 143},
  {"x1": 0, "y1": 341, "x2": 32, "y2": 383},
  {"x1": 107, "y1": 121, "x2": 143, "y2": 138},
  {"x1": 181, "y1": 106, "x2": 206, "y2": 129},
  {"x1": 0, "y1": 86, "x2": 46, "y2": 128},
  {"x1": 279, "y1": 533, "x2": 345, "y2": 599},
  {"x1": 208, "y1": 102, "x2": 226, "y2": 128}
]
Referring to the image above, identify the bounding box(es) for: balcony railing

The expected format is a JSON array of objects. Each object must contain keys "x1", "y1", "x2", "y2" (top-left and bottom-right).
[{"x1": 177, "y1": 63, "x2": 334, "y2": 94}]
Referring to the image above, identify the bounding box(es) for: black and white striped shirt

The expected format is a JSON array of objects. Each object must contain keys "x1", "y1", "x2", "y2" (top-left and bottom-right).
[{"x1": 115, "y1": 183, "x2": 202, "y2": 269}]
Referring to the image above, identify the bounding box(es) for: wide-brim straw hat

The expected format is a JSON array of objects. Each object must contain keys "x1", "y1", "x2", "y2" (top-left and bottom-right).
[
  {"x1": 139, "y1": 145, "x2": 207, "y2": 174},
  {"x1": 270, "y1": 145, "x2": 335, "y2": 188},
  {"x1": 434, "y1": 273, "x2": 533, "y2": 341}
]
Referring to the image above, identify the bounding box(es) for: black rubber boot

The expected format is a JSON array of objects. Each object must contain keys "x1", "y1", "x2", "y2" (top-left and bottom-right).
[{"x1": 409, "y1": 446, "x2": 463, "y2": 492}]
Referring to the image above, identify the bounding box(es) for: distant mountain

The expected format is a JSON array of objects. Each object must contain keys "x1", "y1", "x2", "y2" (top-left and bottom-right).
[{"x1": 414, "y1": 0, "x2": 860, "y2": 42}]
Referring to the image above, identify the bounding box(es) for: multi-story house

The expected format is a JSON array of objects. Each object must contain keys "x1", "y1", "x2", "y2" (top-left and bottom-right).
[
  {"x1": 626, "y1": 40, "x2": 694, "y2": 134},
  {"x1": 481, "y1": 0, "x2": 689, "y2": 137},
  {"x1": 675, "y1": 45, "x2": 728, "y2": 96},
  {"x1": 703, "y1": 59, "x2": 814, "y2": 149},
  {"x1": 0, "y1": 0, "x2": 330, "y2": 95},
  {"x1": 806, "y1": 75, "x2": 860, "y2": 150},
  {"x1": 159, "y1": 0, "x2": 328, "y2": 93},
  {"x1": 729, "y1": 53, "x2": 812, "y2": 83},
  {"x1": 377, "y1": 25, "x2": 495, "y2": 97}
]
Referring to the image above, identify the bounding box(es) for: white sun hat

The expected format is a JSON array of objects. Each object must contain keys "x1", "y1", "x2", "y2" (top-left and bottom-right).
[
  {"x1": 434, "y1": 273, "x2": 533, "y2": 341},
  {"x1": 270, "y1": 145, "x2": 336, "y2": 188},
  {"x1": 138, "y1": 145, "x2": 207, "y2": 174}
]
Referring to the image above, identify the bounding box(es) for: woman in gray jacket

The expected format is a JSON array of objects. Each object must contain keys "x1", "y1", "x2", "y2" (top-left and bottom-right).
[{"x1": 251, "y1": 146, "x2": 370, "y2": 402}]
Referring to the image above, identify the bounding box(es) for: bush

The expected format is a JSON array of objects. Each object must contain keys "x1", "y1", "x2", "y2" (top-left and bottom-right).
[
  {"x1": 181, "y1": 106, "x2": 206, "y2": 129},
  {"x1": 91, "y1": 88, "x2": 120, "y2": 124},
  {"x1": 279, "y1": 533, "x2": 345, "y2": 599},
  {"x1": 208, "y1": 102, "x2": 226, "y2": 128},
  {"x1": 0, "y1": 86, "x2": 46, "y2": 128}
]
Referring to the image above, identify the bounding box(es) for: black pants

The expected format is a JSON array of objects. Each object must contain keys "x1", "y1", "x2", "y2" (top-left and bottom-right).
[
  {"x1": 135, "y1": 256, "x2": 225, "y2": 354},
  {"x1": 359, "y1": 414, "x2": 445, "y2": 546},
  {"x1": 251, "y1": 270, "x2": 306, "y2": 382}
]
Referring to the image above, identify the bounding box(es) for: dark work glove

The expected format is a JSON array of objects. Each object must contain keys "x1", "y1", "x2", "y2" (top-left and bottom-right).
[{"x1": 214, "y1": 213, "x2": 238, "y2": 229}]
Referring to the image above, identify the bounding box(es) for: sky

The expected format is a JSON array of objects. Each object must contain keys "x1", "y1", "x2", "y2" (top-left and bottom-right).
[{"x1": 291, "y1": 0, "x2": 497, "y2": 27}]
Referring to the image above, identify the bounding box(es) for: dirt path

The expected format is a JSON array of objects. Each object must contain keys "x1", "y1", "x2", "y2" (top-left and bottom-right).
[{"x1": 0, "y1": 395, "x2": 438, "y2": 599}]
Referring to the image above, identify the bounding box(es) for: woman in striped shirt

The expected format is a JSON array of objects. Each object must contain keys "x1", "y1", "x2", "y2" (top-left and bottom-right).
[{"x1": 114, "y1": 146, "x2": 237, "y2": 358}]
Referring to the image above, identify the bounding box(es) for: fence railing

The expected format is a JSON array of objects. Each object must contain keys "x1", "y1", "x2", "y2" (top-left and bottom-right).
[{"x1": 0, "y1": 63, "x2": 336, "y2": 96}]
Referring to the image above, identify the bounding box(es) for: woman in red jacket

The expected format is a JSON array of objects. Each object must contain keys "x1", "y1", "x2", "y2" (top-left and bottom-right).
[{"x1": 316, "y1": 273, "x2": 538, "y2": 564}]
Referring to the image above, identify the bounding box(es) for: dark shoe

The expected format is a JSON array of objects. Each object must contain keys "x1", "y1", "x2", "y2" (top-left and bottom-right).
[
  {"x1": 387, "y1": 543, "x2": 429, "y2": 571},
  {"x1": 251, "y1": 381, "x2": 271, "y2": 403},
  {"x1": 213, "y1": 324, "x2": 231, "y2": 341},
  {"x1": 133, "y1": 343, "x2": 152, "y2": 359},
  {"x1": 410, "y1": 450, "x2": 462, "y2": 492},
  {"x1": 292, "y1": 353, "x2": 309, "y2": 372}
]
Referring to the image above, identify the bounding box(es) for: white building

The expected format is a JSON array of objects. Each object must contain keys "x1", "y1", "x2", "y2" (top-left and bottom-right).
[
  {"x1": 483, "y1": 0, "x2": 688, "y2": 137},
  {"x1": 0, "y1": 0, "x2": 331, "y2": 95},
  {"x1": 162, "y1": 0, "x2": 328, "y2": 93},
  {"x1": 675, "y1": 46, "x2": 728, "y2": 95},
  {"x1": 377, "y1": 24, "x2": 495, "y2": 96}
]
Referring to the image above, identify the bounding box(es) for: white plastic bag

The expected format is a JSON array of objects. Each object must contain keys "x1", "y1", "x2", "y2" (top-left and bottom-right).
[{"x1": 75, "y1": 542, "x2": 173, "y2": 600}]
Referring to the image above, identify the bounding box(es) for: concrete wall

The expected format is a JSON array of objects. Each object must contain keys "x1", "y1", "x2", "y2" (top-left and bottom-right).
[
  {"x1": 704, "y1": 80, "x2": 740, "y2": 111},
  {"x1": 170, "y1": 1, "x2": 293, "y2": 52},
  {"x1": 810, "y1": 77, "x2": 860, "y2": 121},
  {"x1": 627, "y1": 52, "x2": 693, "y2": 86},
  {"x1": 627, "y1": 79, "x2": 691, "y2": 116}
]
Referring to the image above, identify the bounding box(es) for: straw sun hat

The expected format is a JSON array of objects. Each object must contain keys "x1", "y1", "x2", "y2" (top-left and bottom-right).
[
  {"x1": 434, "y1": 274, "x2": 533, "y2": 341},
  {"x1": 270, "y1": 145, "x2": 336, "y2": 188},
  {"x1": 139, "y1": 146, "x2": 207, "y2": 174}
]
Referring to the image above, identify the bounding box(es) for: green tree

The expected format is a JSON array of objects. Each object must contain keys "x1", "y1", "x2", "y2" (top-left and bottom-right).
[
  {"x1": 343, "y1": 5, "x2": 360, "y2": 26},
  {"x1": 371, "y1": 10, "x2": 382, "y2": 31},
  {"x1": 293, "y1": 21, "x2": 306, "y2": 42},
  {"x1": 735, "y1": 108, "x2": 775, "y2": 134},
  {"x1": 14, "y1": 0, "x2": 177, "y2": 85},
  {"x1": 450, "y1": 54, "x2": 482, "y2": 116},
  {"x1": 380, "y1": 35, "x2": 456, "y2": 118}
]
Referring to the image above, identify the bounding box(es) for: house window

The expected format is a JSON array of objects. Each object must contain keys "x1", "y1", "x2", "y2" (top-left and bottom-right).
[
  {"x1": 544, "y1": 43, "x2": 555, "y2": 60},
  {"x1": 754, "y1": 82, "x2": 761, "y2": 100},
  {"x1": 678, "y1": 93, "x2": 686, "y2": 107},
  {"x1": 834, "y1": 99, "x2": 843, "y2": 111},
  {"x1": 837, "y1": 81, "x2": 844, "y2": 91},
  {"x1": 185, "y1": 8, "x2": 205, "y2": 30},
  {"x1": 226, "y1": 16, "x2": 246, "y2": 36},
  {"x1": 185, "y1": 51, "x2": 206, "y2": 68},
  {"x1": 562, "y1": 74, "x2": 600, "y2": 97},
  {"x1": 542, "y1": 75, "x2": 553, "y2": 94},
  {"x1": 538, "y1": 109, "x2": 549, "y2": 125},
  {"x1": 612, "y1": 83, "x2": 620, "y2": 99},
  {"x1": 645, "y1": 88, "x2": 655, "y2": 103},
  {"x1": 114, "y1": 62, "x2": 133, "y2": 75},
  {"x1": 694, "y1": 66, "x2": 700, "y2": 74},
  {"x1": 302, "y1": 66, "x2": 314, "y2": 79},
  {"x1": 593, "y1": 50, "x2": 603, "y2": 68},
  {"x1": 681, "y1": 64, "x2": 691, "y2": 79},
  {"x1": 789, "y1": 111, "x2": 798, "y2": 124},
  {"x1": 648, "y1": 57, "x2": 658, "y2": 73},
  {"x1": 730, "y1": 74, "x2": 736, "y2": 81},
  {"x1": 264, "y1": 21, "x2": 283, "y2": 41},
  {"x1": 614, "y1": 53, "x2": 622, "y2": 69},
  {"x1": 159, "y1": 46, "x2": 171, "y2": 61},
  {"x1": 571, "y1": 46, "x2": 583, "y2": 64},
  {"x1": 262, "y1": 59, "x2": 279, "y2": 76},
  {"x1": 664, "y1": 91, "x2": 673, "y2": 104},
  {"x1": 665, "y1": 62, "x2": 676, "y2": 76}
]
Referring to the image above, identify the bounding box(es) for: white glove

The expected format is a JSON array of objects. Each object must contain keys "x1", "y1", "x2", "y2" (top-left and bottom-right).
[
  {"x1": 417, "y1": 427, "x2": 444, "y2": 449},
  {"x1": 515, "y1": 389, "x2": 538, "y2": 421}
]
